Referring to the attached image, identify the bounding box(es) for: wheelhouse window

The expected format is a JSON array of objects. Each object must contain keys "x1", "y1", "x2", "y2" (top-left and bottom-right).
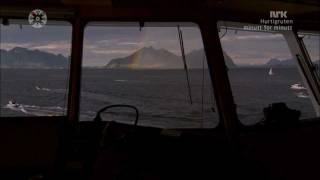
[
  {"x1": 80, "y1": 22, "x2": 219, "y2": 129},
  {"x1": 0, "y1": 19, "x2": 72, "y2": 117},
  {"x1": 217, "y1": 22, "x2": 319, "y2": 125},
  {"x1": 299, "y1": 32, "x2": 320, "y2": 79}
]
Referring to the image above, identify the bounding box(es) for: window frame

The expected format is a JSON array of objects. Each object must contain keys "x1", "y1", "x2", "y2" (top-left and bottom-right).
[
  {"x1": 78, "y1": 20, "x2": 222, "y2": 129},
  {"x1": 216, "y1": 21, "x2": 320, "y2": 126},
  {"x1": 0, "y1": 17, "x2": 74, "y2": 119},
  {"x1": 297, "y1": 30, "x2": 320, "y2": 97}
]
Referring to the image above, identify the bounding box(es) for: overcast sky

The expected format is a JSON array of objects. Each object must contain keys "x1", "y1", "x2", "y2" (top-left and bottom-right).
[{"x1": 1, "y1": 21, "x2": 319, "y2": 67}]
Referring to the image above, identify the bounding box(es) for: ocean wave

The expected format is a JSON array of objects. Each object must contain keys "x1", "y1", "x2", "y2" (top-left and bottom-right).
[
  {"x1": 35, "y1": 86, "x2": 51, "y2": 91},
  {"x1": 114, "y1": 79, "x2": 128, "y2": 82},
  {"x1": 5, "y1": 102, "x2": 65, "y2": 116}
]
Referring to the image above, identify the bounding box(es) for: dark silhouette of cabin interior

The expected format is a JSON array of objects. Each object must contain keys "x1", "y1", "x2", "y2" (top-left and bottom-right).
[{"x1": 0, "y1": 0, "x2": 320, "y2": 179}]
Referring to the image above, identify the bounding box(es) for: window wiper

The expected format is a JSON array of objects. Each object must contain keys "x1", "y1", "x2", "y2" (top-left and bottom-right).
[{"x1": 177, "y1": 25, "x2": 193, "y2": 105}]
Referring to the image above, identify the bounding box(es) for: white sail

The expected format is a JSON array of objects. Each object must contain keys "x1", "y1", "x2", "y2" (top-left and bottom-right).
[{"x1": 268, "y1": 68, "x2": 274, "y2": 75}]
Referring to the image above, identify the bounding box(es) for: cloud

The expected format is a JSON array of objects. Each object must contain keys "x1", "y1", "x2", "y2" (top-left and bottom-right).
[
  {"x1": 96, "y1": 39, "x2": 112, "y2": 45},
  {"x1": 117, "y1": 42, "x2": 141, "y2": 46},
  {"x1": 1, "y1": 41, "x2": 71, "y2": 56},
  {"x1": 32, "y1": 41, "x2": 71, "y2": 50},
  {"x1": 236, "y1": 34, "x2": 283, "y2": 40},
  {"x1": 224, "y1": 48, "x2": 293, "y2": 65},
  {"x1": 219, "y1": 31, "x2": 294, "y2": 65},
  {"x1": 220, "y1": 31, "x2": 284, "y2": 42},
  {"x1": 0, "y1": 43, "x2": 32, "y2": 50},
  {"x1": 117, "y1": 41, "x2": 156, "y2": 46},
  {"x1": 90, "y1": 49, "x2": 135, "y2": 55}
]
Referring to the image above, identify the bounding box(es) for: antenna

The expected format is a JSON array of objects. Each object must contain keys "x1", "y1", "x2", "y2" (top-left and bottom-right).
[
  {"x1": 139, "y1": 21, "x2": 144, "y2": 31},
  {"x1": 201, "y1": 51, "x2": 205, "y2": 127},
  {"x1": 177, "y1": 25, "x2": 193, "y2": 105},
  {"x1": 2, "y1": 18, "x2": 9, "y2": 26},
  {"x1": 219, "y1": 27, "x2": 228, "y2": 39}
]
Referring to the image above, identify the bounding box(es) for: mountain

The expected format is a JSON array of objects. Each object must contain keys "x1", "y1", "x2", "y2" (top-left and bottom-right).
[
  {"x1": 106, "y1": 47, "x2": 182, "y2": 69},
  {"x1": 105, "y1": 47, "x2": 237, "y2": 69},
  {"x1": 264, "y1": 58, "x2": 295, "y2": 67},
  {"x1": 264, "y1": 58, "x2": 320, "y2": 67},
  {"x1": 0, "y1": 47, "x2": 68, "y2": 68}
]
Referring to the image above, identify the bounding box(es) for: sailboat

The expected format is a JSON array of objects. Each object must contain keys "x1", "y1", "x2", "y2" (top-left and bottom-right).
[{"x1": 268, "y1": 68, "x2": 274, "y2": 75}]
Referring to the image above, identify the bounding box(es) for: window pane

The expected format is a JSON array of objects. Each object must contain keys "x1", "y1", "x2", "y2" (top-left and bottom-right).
[
  {"x1": 218, "y1": 24, "x2": 318, "y2": 125},
  {"x1": 299, "y1": 32, "x2": 320, "y2": 79},
  {"x1": 80, "y1": 22, "x2": 219, "y2": 129},
  {"x1": 0, "y1": 20, "x2": 71, "y2": 117}
]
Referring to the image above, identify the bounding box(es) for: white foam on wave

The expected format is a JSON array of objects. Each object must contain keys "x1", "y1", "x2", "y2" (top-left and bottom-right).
[
  {"x1": 20, "y1": 107, "x2": 29, "y2": 114},
  {"x1": 6, "y1": 103, "x2": 32, "y2": 115},
  {"x1": 295, "y1": 92, "x2": 309, "y2": 98},
  {"x1": 35, "y1": 86, "x2": 51, "y2": 91},
  {"x1": 4, "y1": 102, "x2": 65, "y2": 116},
  {"x1": 114, "y1": 80, "x2": 127, "y2": 82}
]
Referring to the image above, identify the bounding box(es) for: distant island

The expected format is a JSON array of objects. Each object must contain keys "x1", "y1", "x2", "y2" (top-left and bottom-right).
[
  {"x1": 1, "y1": 47, "x2": 318, "y2": 69},
  {"x1": 250, "y1": 58, "x2": 319, "y2": 68},
  {"x1": 105, "y1": 46, "x2": 237, "y2": 69},
  {"x1": 105, "y1": 47, "x2": 319, "y2": 69},
  {"x1": 0, "y1": 47, "x2": 69, "y2": 69}
]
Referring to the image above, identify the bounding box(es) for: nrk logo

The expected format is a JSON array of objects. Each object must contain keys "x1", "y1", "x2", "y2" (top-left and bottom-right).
[
  {"x1": 270, "y1": 11, "x2": 288, "y2": 18},
  {"x1": 247, "y1": 10, "x2": 292, "y2": 31}
]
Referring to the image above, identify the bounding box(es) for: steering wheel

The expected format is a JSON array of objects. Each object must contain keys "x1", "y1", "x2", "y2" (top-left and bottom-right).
[
  {"x1": 93, "y1": 104, "x2": 139, "y2": 126},
  {"x1": 93, "y1": 104, "x2": 140, "y2": 148}
]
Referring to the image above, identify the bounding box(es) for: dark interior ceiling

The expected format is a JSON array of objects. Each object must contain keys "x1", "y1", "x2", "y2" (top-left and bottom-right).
[
  {"x1": 1, "y1": 0, "x2": 319, "y2": 14},
  {"x1": 0, "y1": 0, "x2": 319, "y2": 30},
  {"x1": 1, "y1": 0, "x2": 319, "y2": 8}
]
